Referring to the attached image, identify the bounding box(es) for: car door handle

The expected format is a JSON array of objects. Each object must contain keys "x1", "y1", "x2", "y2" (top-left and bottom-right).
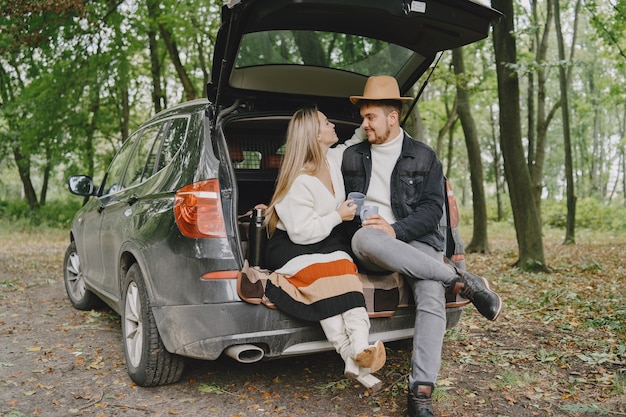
[{"x1": 127, "y1": 194, "x2": 139, "y2": 206}]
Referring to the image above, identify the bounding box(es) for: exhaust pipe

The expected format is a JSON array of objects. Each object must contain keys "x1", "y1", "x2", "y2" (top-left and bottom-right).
[{"x1": 225, "y1": 344, "x2": 265, "y2": 363}]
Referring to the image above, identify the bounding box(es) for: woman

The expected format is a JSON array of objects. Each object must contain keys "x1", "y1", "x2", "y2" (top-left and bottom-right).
[{"x1": 263, "y1": 106, "x2": 385, "y2": 378}]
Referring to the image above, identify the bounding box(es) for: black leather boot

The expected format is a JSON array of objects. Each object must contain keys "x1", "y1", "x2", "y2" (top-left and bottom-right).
[
  {"x1": 452, "y1": 270, "x2": 502, "y2": 321},
  {"x1": 407, "y1": 383, "x2": 435, "y2": 417}
]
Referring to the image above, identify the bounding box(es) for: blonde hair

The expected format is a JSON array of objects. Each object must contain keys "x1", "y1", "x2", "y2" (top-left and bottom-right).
[{"x1": 265, "y1": 107, "x2": 325, "y2": 235}]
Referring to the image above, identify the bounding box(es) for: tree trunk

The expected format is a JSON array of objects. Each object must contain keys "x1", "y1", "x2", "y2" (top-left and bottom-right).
[
  {"x1": 191, "y1": 16, "x2": 210, "y2": 97},
  {"x1": 83, "y1": 90, "x2": 101, "y2": 177},
  {"x1": 13, "y1": 147, "x2": 38, "y2": 208},
  {"x1": 121, "y1": 85, "x2": 130, "y2": 141},
  {"x1": 38, "y1": 135, "x2": 54, "y2": 205},
  {"x1": 622, "y1": 145, "x2": 626, "y2": 207},
  {"x1": 589, "y1": 72, "x2": 608, "y2": 198},
  {"x1": 146, "y1": 0, "x2": 166, "y2": 111},
  {"x1": 445, "y1": 116, "x2": 458, "y2": 181},
  {"x1": 608, "y1": 151, "x2": 622, "y2": 202},
  {"x1": 159, "y1": 24, "x2": 197, "y2": 101},
  {"x1": 452, "y1": 48, "x2": 489, "y2": 253},
  {"x1": 436, "y1": 97, "x2": 458, "y2": 159},
  {"x1": 492, "y1": 0, "x2": 547, "y2": 271},
  {"x1": 447, "y1": 121, "x2": 457, "y2": 183},
  {"x1": 489, "y1": 105, "x2": 504, "y2": 221},
  {"x1": 195, "y1": 35, "x2": 209, "y2": 97},
  {"x1": 150, "y1": 1, "x2": 197, "y2": 102},
  {"x1": 404, "y1": 85, "x2": 426, "y2": 143},
  {"x1": 294, "y1": 31, "x2": 327, "y2": 65},
  {"x1": 622, "y1": 104, "x2": 626, "y2": 206},
  {"x1": 148, "y1": 30, "x2": 163, "y2": 113},
  {"x1": 40, "y1": 161, "x2": 50, "y2": 205},
  {"x1": 530, "y1": 0, "x2": 554, "y2": 217},
  {"x1": 554, "y1": 0, "x2": 577, "y2": 245}
]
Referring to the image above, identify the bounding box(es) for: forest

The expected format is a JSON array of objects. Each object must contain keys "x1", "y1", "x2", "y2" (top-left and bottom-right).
[{"x1": 1, "y1": 0, "x2": 625, "y2": 269}]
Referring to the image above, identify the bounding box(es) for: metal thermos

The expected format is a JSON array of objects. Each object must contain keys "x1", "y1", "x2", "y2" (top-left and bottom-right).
[{"x1": 248, "y1": 208, "x2": 267, "y2": 267}]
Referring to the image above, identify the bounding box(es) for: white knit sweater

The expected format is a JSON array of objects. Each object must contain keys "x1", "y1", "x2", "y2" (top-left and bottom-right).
[{"x1": 274, "y1": 128, "x2": 366, "y2": 245}]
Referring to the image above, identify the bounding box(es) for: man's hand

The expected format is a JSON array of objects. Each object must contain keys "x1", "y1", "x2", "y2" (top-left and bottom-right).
[{"x1": 361, "y1": 214, "x2": 396, "y2": 238}]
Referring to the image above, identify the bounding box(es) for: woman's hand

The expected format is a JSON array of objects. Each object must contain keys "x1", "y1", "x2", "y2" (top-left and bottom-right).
[{"x1": 337, "y1": 199, "x2": 357, "y2": 221}]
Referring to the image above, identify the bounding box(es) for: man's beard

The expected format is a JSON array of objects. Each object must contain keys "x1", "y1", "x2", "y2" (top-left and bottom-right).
[{"x1": 368, "y1": 126, "x2": 391, "y2": 144}]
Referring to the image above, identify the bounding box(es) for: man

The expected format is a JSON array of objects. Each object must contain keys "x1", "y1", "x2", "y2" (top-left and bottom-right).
[{"x1": 342, "y1": 76, "x2": 502, "y2": 417}]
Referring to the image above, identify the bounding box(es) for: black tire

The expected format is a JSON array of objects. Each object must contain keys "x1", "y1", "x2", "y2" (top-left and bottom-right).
[
  {"x1": 63, "y1": 241, "x2": 101, "y2": 310},
  {"x1": 121, "y1": 263, "x2": 185, "y2": 386}
]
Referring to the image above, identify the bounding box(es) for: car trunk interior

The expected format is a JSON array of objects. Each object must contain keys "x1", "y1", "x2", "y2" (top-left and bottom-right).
[
  {"x1": 222, "y1": 114, "x2": 360, "y2": 262},
  {"x1": 221, "y1": 113, "x2": 462, "y2": 318}
]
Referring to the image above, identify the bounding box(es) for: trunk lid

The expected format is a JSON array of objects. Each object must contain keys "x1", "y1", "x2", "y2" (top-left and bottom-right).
[{"x1": 208, "y1": 0, "x2": 502, "y2": 113}]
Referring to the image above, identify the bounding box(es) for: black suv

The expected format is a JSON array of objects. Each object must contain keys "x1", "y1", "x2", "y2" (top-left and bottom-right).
[{"x1": 65, "y1": 0, "x2": 501, "y2": 387}]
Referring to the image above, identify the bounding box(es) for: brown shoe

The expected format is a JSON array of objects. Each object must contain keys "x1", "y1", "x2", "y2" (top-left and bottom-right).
[{"x1": 355, "y1": 340, "x2": 386, "y2": 373}]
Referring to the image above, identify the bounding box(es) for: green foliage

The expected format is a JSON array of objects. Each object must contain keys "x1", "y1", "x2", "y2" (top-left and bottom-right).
[
  {"x1": 1, "y1": 0, "x2": 626, "y2": 243},
  {"x1": 586, "y1": 311, "x2": 626, "y2": 333},
  {"x1": 0, "y1": 199, "x2": 82, "y2": 229},
  {"x1": 459, "y1": 197, "x2": 626, "y2": 232},
  {"x1": 543, "y1": 198, "x2": 626, "y2": 231},
  {"x1": 197, "y1": 383, "x2": 232, "y2": 395},
  {"x1": 316, "y1": 378, "x2": 352, "y2": 394},
  {"x1": 536, "y1": 348, "x2": 564, "y2": 363},
  {"x1": 459, "y1": 196, "x2": 517, "y2": 226}
]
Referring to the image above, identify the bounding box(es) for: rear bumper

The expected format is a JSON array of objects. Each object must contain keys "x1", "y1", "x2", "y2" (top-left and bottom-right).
[{"x1": 152, "y1": 301, "x2": 418, "y2": 360}]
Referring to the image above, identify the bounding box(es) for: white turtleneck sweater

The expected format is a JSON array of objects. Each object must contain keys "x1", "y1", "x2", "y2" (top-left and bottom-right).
[
  {"x1": 274, "y1": 128, "x2": 367, "y2": 245},
  {"x1": 365, "y1": 130, "x2": 404, "y2": 224}
]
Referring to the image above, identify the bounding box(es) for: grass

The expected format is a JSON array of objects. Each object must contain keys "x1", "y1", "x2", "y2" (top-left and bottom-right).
[{"x1": 432, "y1": 223, "x2": 626, "y2": 415}]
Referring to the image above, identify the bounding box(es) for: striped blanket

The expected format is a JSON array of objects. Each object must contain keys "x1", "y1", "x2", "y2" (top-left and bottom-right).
[
  {"x1": 265, "y1": 252, "x2": 366, "y2": 322},
  {"x1": 238, "y1": 265, "x2": 467, "y2": 318}
]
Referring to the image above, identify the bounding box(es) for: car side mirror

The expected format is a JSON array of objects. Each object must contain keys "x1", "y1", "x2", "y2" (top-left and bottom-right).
[{"x1": 67, "y1": 175, "x2": 97, "y2": 197}]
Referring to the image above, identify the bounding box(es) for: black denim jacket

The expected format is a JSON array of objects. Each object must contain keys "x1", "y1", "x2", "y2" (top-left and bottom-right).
[{"x1": 341, "y1": 132, "x2": 445, "y2": 251}]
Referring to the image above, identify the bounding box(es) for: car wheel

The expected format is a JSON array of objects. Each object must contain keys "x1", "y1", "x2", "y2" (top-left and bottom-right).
[
  {"x1": 122, "y1": 263, "x2": 184, "y2": 386},
  {"x1": 63, "y1": 241, "x2": 101, "y2": 310}
]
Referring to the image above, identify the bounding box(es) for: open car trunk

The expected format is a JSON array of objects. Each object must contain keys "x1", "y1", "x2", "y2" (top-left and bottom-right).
[
  {"x1": 208, "y1": 0, "x2": 501, "y2": 334},
  {"x1": 209, "y1": 0, "x2": 503, "y2": 115},
  {"x1": 218, "y1": 113, "x2": 359, "y2": 266},
  {"x1": 215, "y1": 111, "x2": 469, "y2": 326},
  {"x1": 223, "y1": 114, "x2": 360, "y2": 217}
]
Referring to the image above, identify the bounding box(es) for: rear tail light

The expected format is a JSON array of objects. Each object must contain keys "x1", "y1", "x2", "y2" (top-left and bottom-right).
[
  {"x1": 451, "y1": 253, "x2": 465, "y2": 263},
  {"x1": 174, "y1": 179, "x2": 227, "y2": 238},
  {"x1": 446, "y1": 181, "x2": 459, "y2": 228}
]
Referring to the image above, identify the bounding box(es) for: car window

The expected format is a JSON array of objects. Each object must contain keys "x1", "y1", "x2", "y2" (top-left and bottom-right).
[
  {"x1": 229, "y1": 137, "x2": 285, "y2": 171},
  {"x1": 100, "y1": 132, "x2": 139, "y2": 196},
  {"x1": 236, "y1": 151, "x2": 262, "y2": 169},
  {"x1": 123, "y1": 123, "x2": 163, "y2": 188},
  {"x1": 155, "y1": 117, "x2": 188, "y2": 172},
  {"x1": 236, "y1": 30, "x2": 415, "y2": 77},
  {"x1": 141, "y1": 121, "x2": 168, "y2": 182}
]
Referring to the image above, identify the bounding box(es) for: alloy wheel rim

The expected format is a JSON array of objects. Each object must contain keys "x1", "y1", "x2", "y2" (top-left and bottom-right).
[
  {"x1": 66, "y1": 252, "x2": 86, "y2": 301},
  {"x1": 124, "y1": 282, "x2": 143, "y2": 367}
]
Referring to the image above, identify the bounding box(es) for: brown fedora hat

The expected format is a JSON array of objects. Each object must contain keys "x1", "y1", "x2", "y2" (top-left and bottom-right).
[{"x1": 349, "y1": 75, "x2": 413, "y2": 104}]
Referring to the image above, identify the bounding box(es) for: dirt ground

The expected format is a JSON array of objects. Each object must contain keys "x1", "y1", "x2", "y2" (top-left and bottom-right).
[{"x1": 1, "y1": 225, "x2": 625, "y2": 417}]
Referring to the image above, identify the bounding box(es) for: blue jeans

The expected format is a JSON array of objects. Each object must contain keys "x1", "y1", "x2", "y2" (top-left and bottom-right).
[{"x1": 351, "y1": 227, "x2": 457, "y2": 389}]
